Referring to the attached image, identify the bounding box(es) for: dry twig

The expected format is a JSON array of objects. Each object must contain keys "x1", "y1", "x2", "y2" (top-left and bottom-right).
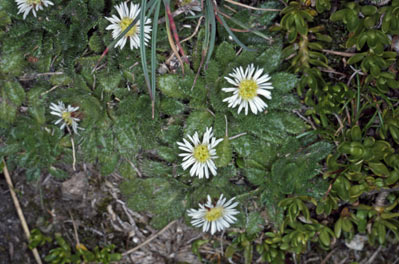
[
  {"x1": 334, "y1": 113, "x2": 344, "y2": 137},
  {"x1": 322, "y1": 49, "x2": 356, "y2": 57},
  {"x1": 229, "y1": 132, "x2": 247, "y2": 140},
  {"x1": 68, "y1": 211, "x2": 81, "y2": 247},
  {"x1": 181, "y1": 16, "x2": 204, "y2": 43},
  {"x1": 71, "y1": 137, "x2": 77, "y2": 171},
  {"x1": 41, "y1": 85, "x2": 60, "y2": 96},
  {"x1": 319, "y1": 68, "x2": 347, "y2": 77},
  {"x1": 164, "y1": 16, "x2": 204, "y2": 68},
  {"x1": 19, "y1": 72, "x2": 63, "y2": 81},
  {"x1": 347, "y1": 65, "x2": 365, "y2": 86},
  {"x1": 225, "y1": 0, "x2": 281, "y2": 11},
  {"x1": 122, "y1": 220, "x2": 178, "y2": 256},
  {"x1": 293, "y1": 110, "x2": 317, "y2": 130},
  {"x1": 125, "y1": 158, "x2": 142, "y2": 177},
  {"x1": 363, "y1": 245, "x2": 383, "y2": 264},
  {"x1": 321, "y1": 248, "x2": 337, "y2": 264}
]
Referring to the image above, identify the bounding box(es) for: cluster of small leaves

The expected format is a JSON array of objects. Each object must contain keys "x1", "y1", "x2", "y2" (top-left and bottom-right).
[
  {"x1": 29, "y1": 229, "x2": 121, "y2": 264},
  {"x1": 254, "y1": 126, "x2": 399, "y2": 262},
  {"x1": 331, "y1": 1, "x2": 399, "y2": 94},
  {"x1": 321, "y1": 123, "x2": 399, "y2": 244},
  {"x1": 275, "y1": 0, "x2": 399, "y2": 128}
]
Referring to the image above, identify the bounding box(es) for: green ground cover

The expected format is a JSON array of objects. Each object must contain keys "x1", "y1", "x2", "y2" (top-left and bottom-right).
[{"x1": 1, "y1": 0, "x2": 399, "y2": 263}]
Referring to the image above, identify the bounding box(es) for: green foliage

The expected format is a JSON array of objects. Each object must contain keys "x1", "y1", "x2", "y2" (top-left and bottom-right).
[
  {"x1": 111, "y1": 44, "x2": 330, "y2": 231},
  {"x1": 229, "y1": 0, "x2": 399, "y2": 260},
  {"x1": 89, "y1": 33, "x2": 104, "y2": 53},
  {"x1": 215, "y1": 41, "x2": 236, "y2": 68},
  {"x1": 29, "y1": 229, "x2": 52, "y2": 249},
  {"x1": 184, "y1": 111, "x2": 214, "y2": 135},
  {"x1": 278, "y1": 1, "x2": 315, "y2": 41},
  {"x1": 379, "y1": 107, "x2": 399, "y2": 144},
  {"x1": 121, "y1": 178, "x2": 187, "y2": 228},
  {"x1": 256, "y1": 231, "x2": 286, "y2": 263},
  {"x1": 330, "y1": 2, "x2": 398, "y2": 94},
  {"x1": 2, "y1": 0, "x2": 399, "y2": 262},
  {"x1": 327, "y1": 125, "x2": 399, "y2": 201},
  {"x1": 29, "y1": 230, "x2": 121, "y2": 264},
  {"x1": 225, "y1": 232, "x2": 256, "y2": 264},
  {"x1": 215, "y1": 136, "x2": 232, "y2": 167}
]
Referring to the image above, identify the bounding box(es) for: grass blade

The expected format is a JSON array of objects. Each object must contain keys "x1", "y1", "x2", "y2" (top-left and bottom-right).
[
  {"x1": 214, "y1": 8, "x2": 256, "y2": 52},
  {"x1": 204, "y1": 0, "x2": 216, "y2": 67},
  {"x1": 151, "y1": 0, "x2": 162, "y2": 102},
  {"x1": 139, "y1": 0, "x2": 154, "y2": 118},
  {"x1": 203, "y1": 1, "x2": 210, "y2": 54},
  {"x1": 140, "y1": 0, "x2": 151, "y2": 94},
  {"x1": 219, "y1": 7, "x2": 272, "y2": 42}
]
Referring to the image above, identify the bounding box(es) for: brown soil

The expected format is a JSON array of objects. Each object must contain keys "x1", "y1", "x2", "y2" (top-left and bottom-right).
[{"x1": 0, "y1": 165, "x2": 201, "y2": 264}]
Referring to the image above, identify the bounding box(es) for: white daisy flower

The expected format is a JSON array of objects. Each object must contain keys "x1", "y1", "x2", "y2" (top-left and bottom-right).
[
  {"x1": 187, "y1": 194, "x2": 239, "y2": 235},
  {"x1": 105, "y1": 2, "x2": 152, "y2": 50},
  {"x1": 49, "y1": 101, "x2": 81, "y2": 134},
  {"x1": 222, "y1": 64, "x2": 273, "y2": 115},
  {"x1": 177, "y1": 127, "x2": 223, "y2": 179},
  {"x1": 15, "y1": 0, "x2": 54, "y2": 20},
  {"x1": 178, "y1": 0, "x2": 201, "y2": 16}
]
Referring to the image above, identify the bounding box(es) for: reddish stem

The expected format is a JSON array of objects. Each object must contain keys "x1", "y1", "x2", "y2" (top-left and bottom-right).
[
  {"x1": 100, "y1": 47, "x2": 109, "y2": 60},
  {"x1": 214, "y1": 14, "x2": 243, "y2": 32},
  {"x1": 92, "y1": 47, "x2": 109, "y2": 73},
  {"x1": 165, "y1": 4, "x2": 189, "y2": 64}
]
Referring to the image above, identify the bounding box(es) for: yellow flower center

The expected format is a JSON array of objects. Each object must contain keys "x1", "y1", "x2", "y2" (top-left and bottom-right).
[
  {"x1": 193, "y1": 144, "x2": 210, "y2": 163},
  {"x1": 180, "y1": 0, "x2": 193, "y2": 6},
  {"x1": 27, "y1": 0, "x2": 41, "y2": 5},
  {"x1": 238, "y1": 79, "x2": 258, "y2": 100},
  {"x1": 120, "y1": 17, "x2": 138, "y2": 37},
  {"x1": 62, "y1": 112, "x2": 73, "y2": 126},
  {"x1": 204, "y1": 207, "x2": 223, "y2": 221}
]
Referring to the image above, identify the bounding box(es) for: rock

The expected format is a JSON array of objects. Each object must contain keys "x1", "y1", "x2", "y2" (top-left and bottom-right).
[
  {"x1": 345, "y1": 234, "x2": 368, "y2": 251},
  {"x1": 61, "y1": 172, "x2": 88, "y2": 200}
]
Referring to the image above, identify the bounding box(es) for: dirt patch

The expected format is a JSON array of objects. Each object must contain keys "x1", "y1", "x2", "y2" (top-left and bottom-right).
[
  {"x1": 0, "y1": 165, "x2": 202, "y2": 264},
  {"x1": 0, "y1": 177, "x2": 32, "y2": 263}
]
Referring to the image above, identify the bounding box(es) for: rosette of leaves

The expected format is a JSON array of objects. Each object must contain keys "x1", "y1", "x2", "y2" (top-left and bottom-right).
[
  {"x1": 381, "y1": 0, "x2": 399, "y2": 34},
  {"x1": 354, "y1": 198, "x2": 399, "y2": 245},
  {"x1": 327, "y1": 125, "x2": 399, "y2": 202},
  {"x1": 279, "y1": 219, "x2": 334, "y2": 254},
  {"x1": 378, "y1": 107, "x2": 399, "y2": 144},
  {"x1": 330, "y1": 2, "x2": 398, "y2": 94},
  {"x1": 332, "y1": 196, "x2": 399, "y2": 246},
  {"x1": 256, "y1": 231, "x2": 286, "y2": 263},
  {"x1": 304, "y1": 82, "x2": 355, "y2": 127}
]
